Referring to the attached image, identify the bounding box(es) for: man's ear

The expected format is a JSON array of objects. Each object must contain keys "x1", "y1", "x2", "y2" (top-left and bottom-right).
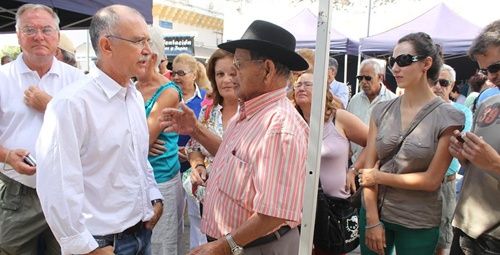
[
  {"x1": 99, "y1": 36, "x2": 112, "y2": 55},
  {"x1": 263, "y1": 59, "x2": 274, "y2": 81}
]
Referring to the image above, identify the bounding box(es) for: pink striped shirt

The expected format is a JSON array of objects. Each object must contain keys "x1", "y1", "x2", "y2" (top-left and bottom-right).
[{"x1": 201, "y1": 88, "x2": 309, "y2": 238}]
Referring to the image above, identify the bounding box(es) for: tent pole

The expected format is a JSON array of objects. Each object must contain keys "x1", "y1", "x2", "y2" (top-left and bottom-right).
[
  {"x1": 86, "y1": 30, "x2": 90, "y2": 71},
  {"x1": 343, "y1": 53, "x2": 348, "y2": 84},
  {"x1": 298, "y1": 0, "x2": 331, "y2": 253},
  {"x1": 356, "y1": 45, "x2": 362, "y2": 93}
]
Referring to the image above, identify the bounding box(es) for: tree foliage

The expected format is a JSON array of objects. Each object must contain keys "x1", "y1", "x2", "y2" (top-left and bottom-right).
[{"x1": 1, "y1": 45, "x2": 21, "y2": 59}]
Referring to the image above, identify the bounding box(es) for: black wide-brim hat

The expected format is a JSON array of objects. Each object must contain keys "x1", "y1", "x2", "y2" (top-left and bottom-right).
[{"x1": 218, "y1": 20, "x2": 309, "y2": 71}]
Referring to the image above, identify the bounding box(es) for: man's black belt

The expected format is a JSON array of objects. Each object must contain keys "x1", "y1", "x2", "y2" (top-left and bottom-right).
[
  {"x1": 207, "y1": 225, "x2": 291, "y2": 248},
  {"x1": 94, "y1": 221, "x2": 144, "y2": 247}
]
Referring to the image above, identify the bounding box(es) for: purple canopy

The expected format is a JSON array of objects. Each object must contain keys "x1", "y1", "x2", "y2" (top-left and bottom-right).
[
  {"x1": 360, "y1": 3, "x2": 481, "y2": 55},
  {"x1": 0, "y1": 0, "x2": 153, "y2": 32},
  {"x1": 282, "y1": 9, "x2": 359, "y2": 55}
]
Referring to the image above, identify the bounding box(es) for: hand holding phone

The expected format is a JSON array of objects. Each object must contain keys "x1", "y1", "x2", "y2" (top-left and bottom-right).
[{"x1": 23, "y1": 154, "x2": 36, "y2": 167}]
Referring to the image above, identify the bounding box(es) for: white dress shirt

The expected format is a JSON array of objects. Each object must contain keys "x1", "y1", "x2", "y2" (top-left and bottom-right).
[
  {"x1": 0, "y1": 54, "x2": 84, "y2": 188},
  {"x1": 36, "y1": 68, "x2": 162, "y2": 254},
  {"x1": 347, "y1": 84, "x2": 397, "y2": 161}
]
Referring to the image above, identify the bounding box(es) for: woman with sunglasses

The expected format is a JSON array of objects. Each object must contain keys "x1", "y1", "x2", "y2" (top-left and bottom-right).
[
  {"x1": 358, "y1": 32, "x2": 465, "y2": 255},
  {"x1": 292, "y1": 71, "x2": 368, "y2": 255},
  {"x1": 185, "y1": 49, "x2": 239, "y2": 249}
]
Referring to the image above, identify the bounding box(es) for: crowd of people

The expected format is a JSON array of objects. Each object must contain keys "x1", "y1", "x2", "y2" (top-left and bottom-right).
[{"x1": 0, "y1": 3, "x2": 498, "y2": 255}]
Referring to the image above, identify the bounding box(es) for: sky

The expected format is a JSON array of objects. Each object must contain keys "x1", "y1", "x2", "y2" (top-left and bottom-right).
[{"x1": 0, "y1": 0, "x2": 498, "y2": 51}]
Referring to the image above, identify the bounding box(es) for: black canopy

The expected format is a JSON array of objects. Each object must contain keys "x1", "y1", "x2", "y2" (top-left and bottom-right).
[{"x1": 0, "y1": 0, "x2": 153, "y2": 33}]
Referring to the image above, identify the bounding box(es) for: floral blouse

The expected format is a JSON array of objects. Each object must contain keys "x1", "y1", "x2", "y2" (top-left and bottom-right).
[{"x1": 186, "y1": 103, "x2": 224, "y2": 166}]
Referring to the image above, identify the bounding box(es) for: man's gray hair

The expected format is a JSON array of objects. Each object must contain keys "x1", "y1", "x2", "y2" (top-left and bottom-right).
[
  {"x1": 328, "y1": 57, "x2": 338, "y2": 70},
  {"x1": 360, "y1": 58, "x2": 386, "y2": 76},
  {"x1": 15, "y1": 4, "x2": 60, "y2": 31},
  {"x1": 469, "y1": 19, "x2": 500, "y2": 59},
  {"x1": 89, "y1": 5, "x2": 144, "y2": 57},
  {"x1": 441, "y1": 64, "x2": 456, "y2": 83}
]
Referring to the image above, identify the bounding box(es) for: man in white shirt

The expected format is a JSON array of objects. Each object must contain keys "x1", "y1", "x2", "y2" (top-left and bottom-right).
[
  {"x1": 0, "y1": 4, "x2": 84, "y2": 254},
  {"x1": 36, "y1": 5, "x2": 163, "y2": 255},
  {"x1": 327, "y1": 57, "x2": 350, "y2": 109},
  {"x1": 347, "y1": 58, "x2": 397, "y2": 162}
]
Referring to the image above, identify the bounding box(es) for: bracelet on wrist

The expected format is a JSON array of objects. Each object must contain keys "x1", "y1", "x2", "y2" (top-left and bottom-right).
[
  {"x1": 365, "y1": 221, "x2": 383, "y2": 229},
  {"x1": 195, "y1": 163, "x2": 206, "y2": 169}
]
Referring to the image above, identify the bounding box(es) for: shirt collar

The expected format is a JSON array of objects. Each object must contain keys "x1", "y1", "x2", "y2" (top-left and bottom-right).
[
  {"x1": 238, "y1": 88, "x2": 287, "y2": 121},
  {"x1": 93, "y1": 68, "x2": 132, "y2": 100},
  {"x1": 16, "y1": 53, "x2": 61, "y2": 78},
  {"x1": 184, "y1": 84, "x2": 203, "y2": 103}
]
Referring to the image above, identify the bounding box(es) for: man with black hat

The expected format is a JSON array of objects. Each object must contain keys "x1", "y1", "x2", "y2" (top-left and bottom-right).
[{"x1": 161, "y1": 20, "x2": 309, "y2": 255}]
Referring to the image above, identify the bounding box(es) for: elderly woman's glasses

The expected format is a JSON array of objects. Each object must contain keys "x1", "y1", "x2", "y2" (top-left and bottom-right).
[
  {"x1": 172, "y1": 70, "x2": 191, "y2": 77},
  {"x1": 356, "y1": 75, "x2": 372, "y2": 82},
  {"x1": 20, "y1": 26, "x2": 57, "y2": 37},
  {"x1": 389, "y1": 54, "x2": 425, "y2": 68},
  {"x1": 479, "y1": 62, "x2": 500, "y2": 75},
  {"x1": 106, "y1": 35, "x2": 151, "y2": 49}
]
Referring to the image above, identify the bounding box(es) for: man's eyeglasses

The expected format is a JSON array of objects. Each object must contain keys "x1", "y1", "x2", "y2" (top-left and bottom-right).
[
  {"x1": 172, "y1": 70, "x2": 191, "y2": 77},
  {"x1": 294, "y1": 81, "x2": 313, "y2": 88},
  {"x1": 233, "y1": 59, "x2": 264, "y2": 70},
  {"x1": 356, "y1": 75, "x2": 372, "y2": 82},
  {"x1": 389, "y1": 54, "x2": 426, "y2": 68},
  {"x1": 479, "y1": 62, "x2": 500, "y2": 75},
  {"x1": 106, "y1": 35, "x2": 151, "y2": 49},
  {"x1": 20, "y1": 26, "x2": 57, "y2": 37},
  {"x1": 435, "y1": 79, "x2": 451, "y2": 87}
]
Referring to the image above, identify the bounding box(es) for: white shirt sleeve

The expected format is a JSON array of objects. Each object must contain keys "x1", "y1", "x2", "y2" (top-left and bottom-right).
[
  {"x1": 145, "y1": 160, "x2": 163, "y2": 201},
  {"x1": 36, "y1": 98, "x2": 98, "y2": 254}
]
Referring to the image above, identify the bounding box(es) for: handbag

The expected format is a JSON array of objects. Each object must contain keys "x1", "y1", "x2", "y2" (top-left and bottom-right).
[
  {"x1": 347, "y1": 98, "x2": 444, "y2": 208},
  {"x1": 314, "y1": 180, "x2": 359, "y2": 254}
]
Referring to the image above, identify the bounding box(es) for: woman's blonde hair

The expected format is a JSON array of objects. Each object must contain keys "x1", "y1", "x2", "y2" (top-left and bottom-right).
[
  {"x1": 195, "y1": 61, "x2": 211, "y2": 91},
  {"x1": 172, "y1": 53, "x2": 197, "y2": 75}
]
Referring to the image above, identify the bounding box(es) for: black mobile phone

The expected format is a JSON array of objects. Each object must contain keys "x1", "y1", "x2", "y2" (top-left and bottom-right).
[
  {"x1": 23, "y1": 154, "x2": 37, "y2": 167},
  {"x1": 456, "y1": 134, "x2": 465, "y2": 143}
]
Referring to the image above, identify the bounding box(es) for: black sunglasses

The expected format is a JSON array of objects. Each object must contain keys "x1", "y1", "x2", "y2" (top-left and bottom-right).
[
  {"x1": 479, "y1": 62, "x2": 500, "y2": 75},
  {"x1": 172, "y1": 70, "x2": 191, "y2": 77},
  {"x1": 436, "y1": 79, "x2": 451, "y2": 87},
  {"x1": 389, "y1": 54, "x2": 426, "y2": 67},
  {"x1": 356, "y1": 75, "x2": 372, "y2": 82}
]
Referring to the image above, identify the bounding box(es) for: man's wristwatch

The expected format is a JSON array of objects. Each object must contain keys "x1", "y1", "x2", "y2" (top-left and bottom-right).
[
  {"x1": 225, "y1": 233, "x2": 244, "y2": 255},
  {"x1": 151, "y1": 199, "x2": 163, "y2": 206}
]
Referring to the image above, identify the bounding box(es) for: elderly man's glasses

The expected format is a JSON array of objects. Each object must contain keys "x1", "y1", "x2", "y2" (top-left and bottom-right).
[
  {"x1": 435, "y1": 79, "x2": 451, "y2": 87},
  {"x1": 233, "y1": 59, "x2": 264, "y2": 70},
  {"x1": 479, "y1": 62, "x2": 500, "y2": 75},
  {"x1": 172, "y1": 70, "x2": 191, "y2": 77},
  {"x1": 294, "y1": 81, "x2": 313, "y2": 88},
  {"x1": 389, "y1": 54, "x2": 426, "y2": 68},
  {"x1": 106, "y1": 35, "x2": 151, "y2": 49},
  {"x1": 356, "y1": 75, "x2": 372, "y2": 82},
  {"x1": 20, "y1": 26, "x2": 57, "y2": 37}
]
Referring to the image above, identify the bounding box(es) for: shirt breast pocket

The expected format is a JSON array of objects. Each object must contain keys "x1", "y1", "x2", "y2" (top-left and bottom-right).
[
  {"x1": 400, "y1": 135, "x2": 432, "y2": 160},
  {"x1": 217, "y1": 153, "x2": 253, "y2": 205}
]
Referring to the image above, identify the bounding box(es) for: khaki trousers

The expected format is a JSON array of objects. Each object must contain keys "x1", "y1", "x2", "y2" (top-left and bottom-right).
[{"x1": 0, "y1": 177, "x2": 60, "y2": 255}]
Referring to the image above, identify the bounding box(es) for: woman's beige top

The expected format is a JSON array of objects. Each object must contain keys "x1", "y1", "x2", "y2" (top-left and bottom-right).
[{"x1": 373, "y1": 96, "x2": 464, "y2": 229}]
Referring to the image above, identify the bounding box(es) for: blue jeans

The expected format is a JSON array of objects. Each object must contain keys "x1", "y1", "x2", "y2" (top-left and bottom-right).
[
  {"x1": 450, "y1": 227, "x2": 500, "y2": 255},
  {"x1": 94, "y1": 223, "x2": 152, "y2": 255}
]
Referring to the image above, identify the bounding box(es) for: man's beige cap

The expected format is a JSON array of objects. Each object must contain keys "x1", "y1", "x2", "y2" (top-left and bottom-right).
[{"x1": 59, "y1": 33, "x2": 75, "y2": 53}]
